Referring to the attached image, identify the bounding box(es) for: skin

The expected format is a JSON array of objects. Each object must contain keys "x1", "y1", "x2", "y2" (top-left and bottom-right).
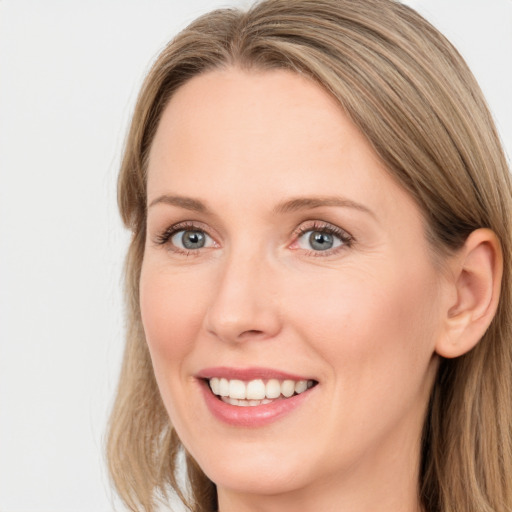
[{"x1": 140, "y1": 68, "x2": 479, "y2": 512}]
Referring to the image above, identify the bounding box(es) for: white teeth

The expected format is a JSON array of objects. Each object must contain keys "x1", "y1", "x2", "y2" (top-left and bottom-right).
[
  {"x1": 266, "y1": 379, "x2": 281, "y2": 399},
  {"x1": 210, "y1": 377, "x2": 220, "y2": 395},
  {"x1": 282, "y1": 379, "x2": 295, "y2": 398},
  {"x1": 219, "y1": 378, "x2": 229, "y2": 397},
  {"x1": 294, "y1": 380, "x2": 308, "y2": 394},
  {"x1": 222, "y1": 397, "x2": 273, "y2": 406},
  {"x1": 229, "y1": 379, "x2": 246, "y2": 399},
  {"x1": 246, "y1": 379, "x2": 266, "y2": 400},
  {"x1": 209, "y1": 377, "x2": 315, "y2": 403},
  {"x1": 249, "y1": 399, "x2": 266, "y2": 406}
]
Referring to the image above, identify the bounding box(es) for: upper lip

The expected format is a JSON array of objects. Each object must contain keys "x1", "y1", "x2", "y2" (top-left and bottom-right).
[{"x1": 196, "y1": 366, "x2": 315, "y2": 382}]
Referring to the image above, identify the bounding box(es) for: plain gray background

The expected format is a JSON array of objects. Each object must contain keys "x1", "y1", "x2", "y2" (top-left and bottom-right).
[{"x1": 0, "y1": 1, "x2": 510, "y2": 510}]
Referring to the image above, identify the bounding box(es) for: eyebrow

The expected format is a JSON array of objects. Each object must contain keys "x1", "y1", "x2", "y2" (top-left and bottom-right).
[
  {"x1": 272, "y1": 196, "x2": 376, "y2": 218},
  {"x1": 148, "y1": 194, "x2": 210, "y2": 213},
  {"x1": 148, "y1": 194, "x2": 375, "y2": 218}
]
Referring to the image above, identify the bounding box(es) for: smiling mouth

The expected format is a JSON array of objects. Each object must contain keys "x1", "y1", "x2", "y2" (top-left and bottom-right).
[{"x1": 207, "y1": 377, "x2": 317, "y2": 407}]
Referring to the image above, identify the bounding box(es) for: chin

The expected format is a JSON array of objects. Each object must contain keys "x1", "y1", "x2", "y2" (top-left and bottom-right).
[
  {"x1": 205, "y1": 462, "x2": 307, "y2": 497},
  {"x1": 186, "y1": 439, "x2": 312, "y2": 496}
]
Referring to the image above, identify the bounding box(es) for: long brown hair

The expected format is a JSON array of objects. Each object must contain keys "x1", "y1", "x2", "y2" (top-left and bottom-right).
[{"x1": 107, "y1": 1, "x2": 512, "y2": 510}]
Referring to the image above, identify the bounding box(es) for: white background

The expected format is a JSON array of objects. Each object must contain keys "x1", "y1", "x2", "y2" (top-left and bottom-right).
[{"x1": 0, "y1": 1, "x2": 510, "y2": 511}]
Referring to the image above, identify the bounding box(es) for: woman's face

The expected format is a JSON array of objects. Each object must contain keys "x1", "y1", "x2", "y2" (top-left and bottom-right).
[{"x1": 141, "y1": 68, "x2": 445, "y2": 506}]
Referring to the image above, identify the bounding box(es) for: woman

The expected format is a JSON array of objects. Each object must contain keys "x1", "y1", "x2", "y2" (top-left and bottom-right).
[{"x1": 107, "y1": 0, "x2": 512, "y2": 511}]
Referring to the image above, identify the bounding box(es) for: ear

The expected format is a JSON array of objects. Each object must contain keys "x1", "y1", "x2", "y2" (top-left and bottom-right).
[{"x1": 435, "y1": 228, "x2": 503, "y2": 359}]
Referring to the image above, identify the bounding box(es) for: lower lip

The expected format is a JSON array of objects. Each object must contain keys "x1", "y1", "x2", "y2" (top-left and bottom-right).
[{"x1": 199, "y1": 380, "x2": 315, "y2": 427}]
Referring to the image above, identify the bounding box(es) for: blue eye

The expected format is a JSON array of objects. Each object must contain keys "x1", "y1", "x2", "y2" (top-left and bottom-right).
[
  {"x1": 298, "y1": 230, "x2": 343, "y2": 251},
  {"x1": 295, "y1": 223, "x2": 351, "y2": 253},
  {"x1": 171, "y1": 229, "x2": 214, "y2": 250}
]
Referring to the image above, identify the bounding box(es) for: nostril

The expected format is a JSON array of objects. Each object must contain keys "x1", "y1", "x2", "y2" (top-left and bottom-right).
[{"x1": 238, "y1": 329, "x2": 265, "y2": 339}]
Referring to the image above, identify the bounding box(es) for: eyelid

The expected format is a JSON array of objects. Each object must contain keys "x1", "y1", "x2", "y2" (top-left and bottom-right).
[
  {"x1": 290, "y1": 220, "x2": 353, "y2": 255},
  {"x1": 153, "y1": 221, "x2": 218, "y2": 253},
  {"x1": 152, "y1": 219, "x2": 353, "y2": 257}
]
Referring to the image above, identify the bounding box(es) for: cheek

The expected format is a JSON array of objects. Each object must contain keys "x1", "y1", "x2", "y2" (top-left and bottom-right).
[
  {"x1": 285, "y1": 260, "x2": 440, "y2": 379},
  {"x1": 139, "y1": 261, "x2": 217, "y2": 435},
  {"x1": 139, "y1": 263, "x2": 208, "y2": 369},
  {"x1": 286, "y1": 262, "x2": 441, "y2": 457}
]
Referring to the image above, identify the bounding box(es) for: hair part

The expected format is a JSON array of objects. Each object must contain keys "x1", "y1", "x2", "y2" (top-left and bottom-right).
[{"x1": 107, "y1": 1, "x2": 512, "y2": 510}]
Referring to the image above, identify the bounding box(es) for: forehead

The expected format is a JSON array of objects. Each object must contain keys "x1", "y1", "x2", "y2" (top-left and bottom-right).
[
  {"x1": 147, "y1": 68, "x2": 353, "y2": 180},
  {"x1": 146, "y1": 67, "x2": 418, "y2": 224}
]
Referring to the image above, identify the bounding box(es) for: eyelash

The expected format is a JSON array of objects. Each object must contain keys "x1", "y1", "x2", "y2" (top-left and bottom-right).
[
  {"x1": 153, "y1": 220, "x2": 354, "y2": 257},
  {"x1": 153, "y1": 221, "x2": 211, "y2": 257},
  {"x1": 291, "y1": 221, "x2": 353, "y2": 257}
]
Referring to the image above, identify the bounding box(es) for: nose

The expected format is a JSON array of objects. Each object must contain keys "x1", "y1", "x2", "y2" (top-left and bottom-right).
[{"x1": 203, "y1": 249, "x2": 282, "y2": 344}]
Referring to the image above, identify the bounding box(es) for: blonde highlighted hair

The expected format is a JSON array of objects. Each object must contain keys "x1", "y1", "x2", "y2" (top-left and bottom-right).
[{"x1": 107, "y1": 1, "x2": 512, "y2": 511}]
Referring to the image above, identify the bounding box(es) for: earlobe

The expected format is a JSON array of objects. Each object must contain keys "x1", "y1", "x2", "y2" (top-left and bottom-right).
[{"x1": 435, "y1": 228, "x2": 503, "y2": 359}]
